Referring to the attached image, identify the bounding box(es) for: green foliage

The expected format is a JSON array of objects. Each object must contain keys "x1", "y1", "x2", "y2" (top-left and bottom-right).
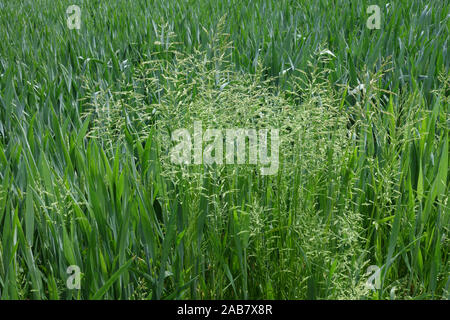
[{"x1": 0, "y1": 0, "x2": 448, "y2": 299}]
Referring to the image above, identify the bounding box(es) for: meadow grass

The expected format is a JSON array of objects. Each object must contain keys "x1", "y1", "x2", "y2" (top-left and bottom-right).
[{"x1": 0, "y1": 0, "x2": 448, "y2": 299}]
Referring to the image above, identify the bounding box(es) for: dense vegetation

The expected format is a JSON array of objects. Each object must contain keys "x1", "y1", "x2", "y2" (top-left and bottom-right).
[{"x1": 0, "y1": 0, "x2": 448, "y2": 299}]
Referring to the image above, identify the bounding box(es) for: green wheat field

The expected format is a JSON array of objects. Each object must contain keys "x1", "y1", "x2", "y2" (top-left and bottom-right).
[{"x1": 0, "y1": 0, "x2": 448, "y2": 300}]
